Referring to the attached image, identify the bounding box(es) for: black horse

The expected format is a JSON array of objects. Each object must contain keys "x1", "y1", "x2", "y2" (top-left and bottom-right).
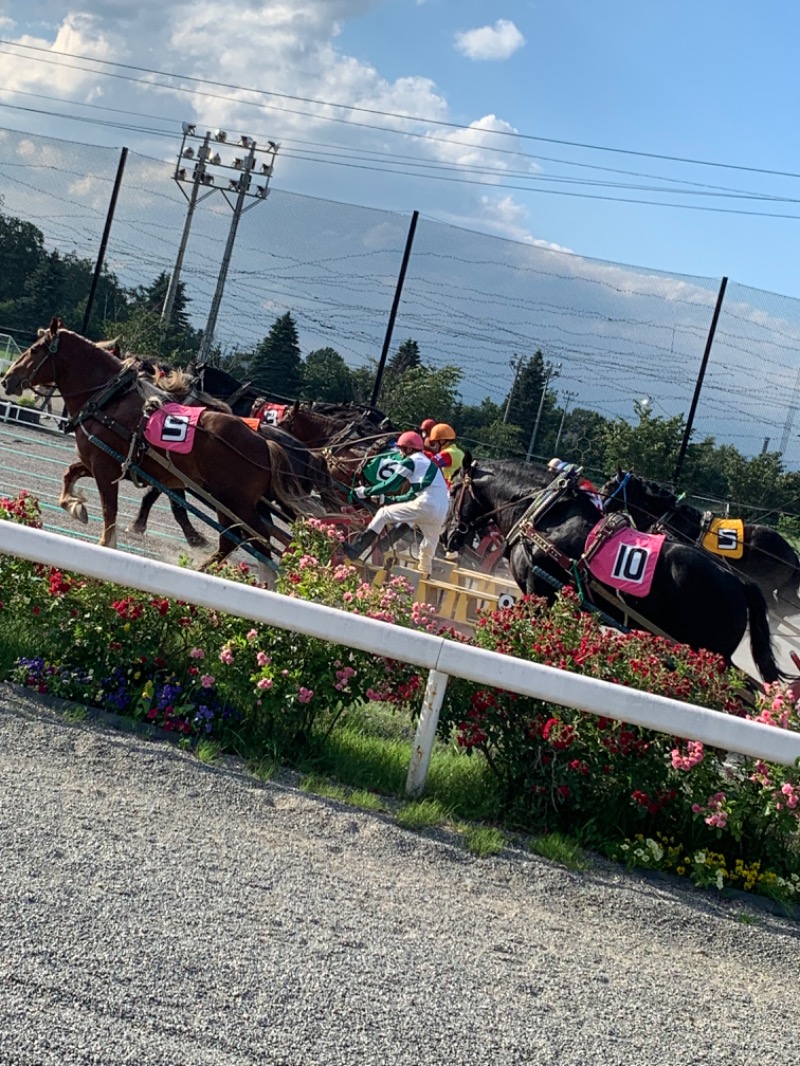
[
  {"x1": 442, "y1": 456, "x2": 784, "y2": 683},
  {"x1": 189, "y1": 364, "x2": 392, "y2": 430},
  {"x1": 601, "y1": 470, "x2": 800, "y2": 616}
]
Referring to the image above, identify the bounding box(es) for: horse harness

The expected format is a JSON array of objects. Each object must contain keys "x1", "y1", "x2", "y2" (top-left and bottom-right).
[
  {"x1": 455, "y1": 467, "x2": 679, "y2": 642},
  {"x1": 60, "y1": 365, "x2": 290, "y2": 556}
]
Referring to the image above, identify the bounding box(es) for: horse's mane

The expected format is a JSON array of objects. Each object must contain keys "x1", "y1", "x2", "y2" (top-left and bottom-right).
[
  {"x1": 311, "y1": 401, "x2": 390, "y2": 427},
  {"x1": 131, "y1": 360, "x2": 233, "y2": 413},
  {"x1": 633, "y1": 474, "x2": 678, "y2": 506},
  {"x1": 471, "y1": 458, "x2": 552, "y2": 497}
]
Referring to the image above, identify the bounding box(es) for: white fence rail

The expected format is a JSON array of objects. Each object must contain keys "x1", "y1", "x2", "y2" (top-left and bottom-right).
[{"x1": 1, "y1": 523, "x2": 799, "y2": 794}]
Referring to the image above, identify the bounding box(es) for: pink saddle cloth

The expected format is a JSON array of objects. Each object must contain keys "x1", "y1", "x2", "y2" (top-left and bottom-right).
[
  {"x1": 144, "y1": 403, "x2": 202, "y2": 454},
  {"x1": 585, "y1": 519, "x2": 665, "y2": 598},
  {"x1": 254, "y1": 402, "x2": 287, "y2": 426}
]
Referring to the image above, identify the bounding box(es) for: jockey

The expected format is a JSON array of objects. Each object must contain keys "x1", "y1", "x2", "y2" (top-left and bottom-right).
[
  {"x1": 344, "y1": 430, "x2": 450, "y2": 578},
  {"x1": 426, "y1": 423, "x2": 464, "y2": 486},
  {"x1": 547, "y1": 457, "x2": 604, "y2": 511}
]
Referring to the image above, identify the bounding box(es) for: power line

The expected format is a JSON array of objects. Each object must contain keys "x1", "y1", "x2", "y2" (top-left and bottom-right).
[{"x1": 3, "y1": 39, "x2": 800, "y2": 181}]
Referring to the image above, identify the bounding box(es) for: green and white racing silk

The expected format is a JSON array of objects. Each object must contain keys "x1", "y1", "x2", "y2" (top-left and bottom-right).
[{"x1": 361, "y1": 448, "x2": 448, "y2": 505}]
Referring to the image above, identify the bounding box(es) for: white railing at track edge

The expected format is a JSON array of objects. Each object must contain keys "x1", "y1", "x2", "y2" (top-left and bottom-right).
[{"x1": 1, "y1": 523, "x2": 799, "y2": 796}]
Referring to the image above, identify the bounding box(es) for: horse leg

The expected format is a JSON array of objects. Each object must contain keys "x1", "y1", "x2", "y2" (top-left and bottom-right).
[
  {"x1": 128, "y1": 486, "x2": 160, "y2": 537},
  {"x1": 198, "y1": 507, "x2": 274, "y2": 571},
  {"x1": 93, "y1": 476, "x2": 120, "y2": 549},
  {"x1": 129, "y1": 485, "x2": 208, "y2": 548},
  {"x1": 59, "y1": 460, "x2": 90, "y2": 524},
  {"x1": 169, "y1": 493, "x2": 209, "y2": 548}
]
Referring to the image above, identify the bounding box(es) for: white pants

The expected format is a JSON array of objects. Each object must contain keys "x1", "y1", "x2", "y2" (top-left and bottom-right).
[{"x1": 367, "y1": 493, "x2": 449, "y2": 575}]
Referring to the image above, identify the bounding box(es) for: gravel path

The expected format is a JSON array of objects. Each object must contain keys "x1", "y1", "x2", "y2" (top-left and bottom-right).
[{"x1": 1, "y1": 686, "x2": 799, "y2": 1066}]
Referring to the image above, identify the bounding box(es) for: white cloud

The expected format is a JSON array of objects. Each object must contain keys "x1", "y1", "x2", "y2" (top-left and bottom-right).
[
  {"x1": 454, "y1": 19, "x2": 525, "y2": 61},
  {"x1": 2, "y1": 14, "x2": 118, "y2": 95}
]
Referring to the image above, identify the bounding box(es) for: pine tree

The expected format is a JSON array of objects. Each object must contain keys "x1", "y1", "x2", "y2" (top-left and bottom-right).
[
  {"x1": 248, "y1": 312, "x2": 304, "y2": 398},
  {"x1": 386, "y1": 338, "x2": 421, "y2": 376},
  {"x1": 504, "y1": 350, "x2": 561, "y2": 460},
  {"x1": 301, "y1": 347, "x2": 354, "y2": 402}
]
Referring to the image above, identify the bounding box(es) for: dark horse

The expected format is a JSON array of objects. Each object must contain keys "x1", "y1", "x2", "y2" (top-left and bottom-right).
[
  {"x1": 1, "y1": 320, "x2": 312, "y2": 566},
  {"x1": 601, "y1": 470, "x2": 800, "y2": 616},
  {"x1": 442, "y1": 456, "x2": 784, "y2": 683},
  {"x1": 189, "y1": 363, "x2": 391, "y2": 429}
]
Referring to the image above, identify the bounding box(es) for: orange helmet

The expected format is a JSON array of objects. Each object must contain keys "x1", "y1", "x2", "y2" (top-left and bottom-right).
[
  {"x1": 428, "y1": 422, "x2": 456, "y2": 442},
  {"x1": 420, "y1": 418, "x2": 436, "y2": 433},
  {"x1": 396, "y1": 430, "x2": 425, "y2": 451}
]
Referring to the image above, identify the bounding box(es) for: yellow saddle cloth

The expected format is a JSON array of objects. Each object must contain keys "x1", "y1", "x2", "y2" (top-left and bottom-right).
[{"x1": 701, "y1": 517, "x2": 744, "y2": 559}]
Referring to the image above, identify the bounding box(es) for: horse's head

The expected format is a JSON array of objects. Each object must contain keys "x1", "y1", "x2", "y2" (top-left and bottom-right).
[
  {"x1": 600, "y1": 467, "x2": 631, "y2": 513},
  {"x1": 1, "y1": 316, "x2": 64, "y2": 396},
  {"x1": 600, "y1": 468, "x2": 675, "y2": 529},
  {"x1": 442, "y1": 454, "x2": 493, "y2": 553}
]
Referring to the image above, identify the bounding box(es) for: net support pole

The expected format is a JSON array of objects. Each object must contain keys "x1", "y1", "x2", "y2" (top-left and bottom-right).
[
  {"x1": 370, "y1": 210, "x2": 419, "y2": 408},
  {"x1": 82, "y1": 147, "x2": 128, "y2": 336},
  {"x1": 672, "y1": 275, "x2": 728, "y2": 486}
]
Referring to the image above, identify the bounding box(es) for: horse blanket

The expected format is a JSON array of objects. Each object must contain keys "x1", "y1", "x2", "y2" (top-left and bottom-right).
[
  {"x1": 144, "y1": 403, "x2": 202, "y2": 454},
  {"x1": 701, "y1": 517, "x2": 745, "y2": 559},
  {"x1": 585, "y1": 517, "x2": 665, "y2": 598}
]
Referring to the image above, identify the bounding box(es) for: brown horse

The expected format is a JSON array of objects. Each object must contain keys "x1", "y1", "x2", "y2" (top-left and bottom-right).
[
  {"x1": 1, "y1": 319, "x2": 312, "y2": 566},
  {"x1": 279, "y1": 402, "x2": 395, "y2": 494}
]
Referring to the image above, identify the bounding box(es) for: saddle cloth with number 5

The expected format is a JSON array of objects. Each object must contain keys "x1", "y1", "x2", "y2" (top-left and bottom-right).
[{"x1": 144, "y1": 403, "x2": 203, "y2": 454}]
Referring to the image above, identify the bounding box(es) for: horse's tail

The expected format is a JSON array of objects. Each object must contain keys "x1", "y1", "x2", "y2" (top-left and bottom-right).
[
  {"x1": 263, "y1": 437, "x2": 315, "y2": 516},
  {"x1": 745, "y1": 579, "x2": 786, "y2": 683},
  {"x1": 779, "y1": 545, "x2": 800, "y2": 609},
  {"x1": 309, "y1": 454, "x2": 346, "y2": 510}
]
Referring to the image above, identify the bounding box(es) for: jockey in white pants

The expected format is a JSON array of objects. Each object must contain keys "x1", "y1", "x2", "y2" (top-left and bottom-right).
[{"x1": 345, "y1": 431, "x2": 450, "y2": 577}]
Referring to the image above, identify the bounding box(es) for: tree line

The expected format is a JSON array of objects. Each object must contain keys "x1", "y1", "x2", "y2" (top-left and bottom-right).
[{"x1": 2, "y1": 206, "x2": 799, "y2": 532}]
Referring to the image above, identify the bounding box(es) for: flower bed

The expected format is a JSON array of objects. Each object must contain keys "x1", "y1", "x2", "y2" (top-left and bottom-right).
[{"x1": 1, "y1": 492, "x2": 799, "y2": 906}]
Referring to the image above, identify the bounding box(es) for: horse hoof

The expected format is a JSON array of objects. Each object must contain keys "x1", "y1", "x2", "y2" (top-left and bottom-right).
[
  {"x1": 186, "y1": 532, "x2": 209, "y2": 548},
  {"x1": 127, "y1": 524, "x2": 145, "y2": 538},
  {"x1": 68, "y1": 502, "x2": 89, "y2": 525}
]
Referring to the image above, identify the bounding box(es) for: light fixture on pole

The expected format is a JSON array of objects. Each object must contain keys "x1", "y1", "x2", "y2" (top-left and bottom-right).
[{"x1": 526, "y1": 360, "x2": 561, "y2": 462}]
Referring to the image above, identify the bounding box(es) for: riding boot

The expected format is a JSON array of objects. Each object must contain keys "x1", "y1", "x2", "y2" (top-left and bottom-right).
[
  {"x1": 343, "y1": 528, "x2": 379, "y2": 561},
  {"x1": 381, "y1": 523, "x2": 411, "y2": 554}
]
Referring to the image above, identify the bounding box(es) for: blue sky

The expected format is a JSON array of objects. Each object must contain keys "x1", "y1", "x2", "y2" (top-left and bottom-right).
[{"x1": 1, "y1": 0, "x2": 799, "y2": 297}]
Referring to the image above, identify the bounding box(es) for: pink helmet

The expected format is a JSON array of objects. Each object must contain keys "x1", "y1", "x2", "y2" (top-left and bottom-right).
[
  {"x1": 420, "y1": 418, "x2": 436, "y2": 433},
  {"x1": 397, "y1": 431, "x2": 425, "y2": 451}
]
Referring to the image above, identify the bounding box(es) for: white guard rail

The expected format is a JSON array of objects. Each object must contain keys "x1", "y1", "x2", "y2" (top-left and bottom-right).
[{"x1": 1, "y1": 524, "x2": 799, "y2": 796}]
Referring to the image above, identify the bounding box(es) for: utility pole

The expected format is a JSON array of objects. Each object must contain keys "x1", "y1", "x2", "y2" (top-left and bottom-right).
[
  {"x1": 503, "y1": 354, "x2": 523, "y2": 423},
  {"x1": 370, "y1": 210, "x2": 419, "y2": 408},
  {"x1": 553, "y1": 390, "x2": 577, "y2": 455},
  {"x1": 198, "y1": 137, "x2": 260, "y2": 363},
  {"x1": 162, "y1": 127, "x2": 213, "y2": 325},
  {"x1": 526, "y1": 360, "x2": 561, "y2": 462},
  {"x1": 162, "y1": 123, "x2": 279, "y2": 357}
]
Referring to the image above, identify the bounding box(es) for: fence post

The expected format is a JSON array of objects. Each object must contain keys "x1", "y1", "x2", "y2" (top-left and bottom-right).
[
  {"x1": 406, "y1": 668, "x2": 449, "y2": 797},
  {"x1": 673, "y1": 276, "x2": 728, "y2": 485}
]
